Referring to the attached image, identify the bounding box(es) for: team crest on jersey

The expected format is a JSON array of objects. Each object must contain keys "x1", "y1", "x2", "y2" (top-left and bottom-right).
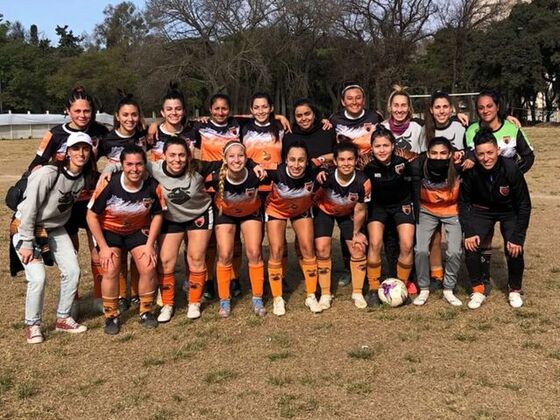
[
  {"x1": 401, "y1": 204, "x2": 412, "y2": 215},
  {"x1": 142, "y1": 198, "x2": 153, "y2": 208},
  {"x1": 374, "y1": 173, "x2": 381, "y2": 178},
  {"x1": 194, "y1": 216, "x2": 205, "y2": 227},
  {"x1": 229, "y1": 127, "x2": 238, "y2": 136},
  {"x1": 304, "y1": 181, "x2": 313, "y2": 192},
  {"x1": 165, "y1": 187, "x2": 191, "y2": 205},
  {"x1": 57, "y1": 190, "x2": 75, "y2": 213},
  {"x1": 395, "y1": 163, "x2": 405, "y2": 175},
  {"x1": 502, "y1": 136, "x2": 511, "y2": 144},
  {"x1": 499, "y1": 185, "x2": 510, "y2": 196},
  {"x1": 245, "y1": 188, "x2": 256, "y2": 198},
  {"x1": 348, "y1": 192, "x2": 358, "y2": 202}
]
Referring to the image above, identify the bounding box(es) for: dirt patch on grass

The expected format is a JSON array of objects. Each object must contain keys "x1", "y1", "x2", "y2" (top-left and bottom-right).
[{"x1": 1, "y1": 130, "x2": 560, "y2": 419}]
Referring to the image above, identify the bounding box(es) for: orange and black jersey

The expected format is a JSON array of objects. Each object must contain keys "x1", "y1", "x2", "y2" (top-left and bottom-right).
[
  {"x1": 330, "y1": 110, "x2": 380, "y2": 169},
  {"x1": 315, "y1": 169, "x2": 371, "y2": 217},
  {"x1": 29, "y1": 122, "x2": 108, "y2": 170},
  {"x1": 151, "y1": 124, "x2": 194, "y2": 162},
  {"x1": 363, "y1": 155, "x2": 412, "y2": 206},
  {"x1": 265, "y1": 163, "x2": 319, "y2": 219},
  {"x1": 190, "y1": 118, "x2": 241, "y2": 162},
  {"x1": 204, "y1": 166, "x2": 263, "y2": 217},
  {"x1": 97, "y1": 129, "x2": 148, "y2": 163},
  {"x1": 240, "y1": 119, "x2": 284, "y2": 171},
  {"x1": 88, "y1": 173, "x2": 166, "y2": 235}
]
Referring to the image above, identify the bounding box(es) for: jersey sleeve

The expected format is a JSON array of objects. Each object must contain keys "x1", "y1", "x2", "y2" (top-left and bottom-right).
[
  {"x1": 361, "y1": 178, "x2": 371, "y2": 203},
  {"x1": 28, "y1": 131, "x2": 55, "y2": 170},
  {"x1": 458, "y1": 172, "x2": 475, "y2": 238},
  {"x1": 515, "y1": 129, "x2": 535, "y2": 173},
  {"x1": 88, "y1": 178, "x2": 111, "y2": 215},
  {"x1": 151, "y1": 184, "x2": 166, "y2": 214},
  {"x1": 198, "y1": 160, "x2": 224, "y2": 179}
]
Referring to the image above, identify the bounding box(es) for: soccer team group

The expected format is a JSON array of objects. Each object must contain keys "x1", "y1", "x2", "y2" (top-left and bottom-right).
[{"x1": 9, "y1": 82, "x2": 533, "y2": 343}]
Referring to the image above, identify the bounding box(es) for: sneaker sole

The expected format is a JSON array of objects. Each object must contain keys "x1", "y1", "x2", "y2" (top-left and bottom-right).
[
  {"x1": 55, "y1": 327, "x2": 87, "y2": 333},
  {"x1": 27, "y1": 338, "x2": 44, "y2": 344}
]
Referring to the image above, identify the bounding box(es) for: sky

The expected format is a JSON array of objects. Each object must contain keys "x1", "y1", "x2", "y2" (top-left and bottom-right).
[{"x1": 0, "y1": 0, "x2": 146, "y2": 42}]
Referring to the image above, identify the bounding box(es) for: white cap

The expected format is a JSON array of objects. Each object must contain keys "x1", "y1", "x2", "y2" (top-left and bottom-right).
[{"x1": 66, "y1": 132, "x2": 93, "y2": 148}]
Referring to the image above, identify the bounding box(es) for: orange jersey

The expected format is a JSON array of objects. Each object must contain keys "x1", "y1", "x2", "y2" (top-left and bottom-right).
[
  {"x1": 420, "y1": 179, "x2": 459, "y2": 217},
  {"x1": 206, "y1": 168, "x2": 263, "y2": 217},
  {"x1": 315, "y1": 169, "x2": 371, "y2": 217},
  {"x1": 265, "y1": 164, "x2": 318, "y2": 219},
  {"x1": 88, "y1": 173, "x2": 166, "y2": 235},
  {"x1": 192, "y1": 119, "x2": 241, "y2": 161},
  {"x1": 330, "y1": 110, "x2": 379, "y2": 168}
]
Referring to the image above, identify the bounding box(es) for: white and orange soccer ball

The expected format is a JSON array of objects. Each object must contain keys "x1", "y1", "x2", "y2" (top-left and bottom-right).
[{"x1": 378, "y1": 278, "x2": 408, "y2": 307}]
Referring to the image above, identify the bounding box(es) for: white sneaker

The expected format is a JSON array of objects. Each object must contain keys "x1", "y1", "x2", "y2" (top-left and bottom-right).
[
  {"x1": 186, "y1": 303, "x2": 201, "y2": 319},
  {"x1": 157, "y1": 304, "x2": 174, "y2": 323},
  {"x1": 352, "y1": 293, "x2": 367, "y2": 309},
  {"x1": 305, "y1": 295, "x2": 323, "y2": 313},
  {"x1": 413, "y1": 290, "x2": 430, "y2": 306},
  {"x1": 156, "y1": 289, "x2": 163, "y2": 307},
  {"x1": 318, "y1": 294, "x2": 332, "y2": 310},
  {"x1": 26, "y1": 325, "x2": 43, "y2": 344},
  {"x1": 273, "y1": 296, "x2": 286, "y2": 316},
  {"x1": 468, "y1": 292, "x2": 486, "y2": 309},
  {"x1": 508, "y1": 291, "x2": 523, "y2": 308},
  {"x1": 443, "y1": 289, "x2": 462, "y2": 306}
]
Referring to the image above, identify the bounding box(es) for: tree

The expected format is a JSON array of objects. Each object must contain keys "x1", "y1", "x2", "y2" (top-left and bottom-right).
[
  {"x1": 94, "y1": 2, "x2": 148, "y2": 48},
  {"x1": 55, "y1": 25, "x2": 83, "y2": 56}
]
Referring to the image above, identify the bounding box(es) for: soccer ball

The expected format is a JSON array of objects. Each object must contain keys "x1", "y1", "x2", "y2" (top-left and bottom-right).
[{"x1": 378, "y1": 278, "x2": 408, "y2": 307}]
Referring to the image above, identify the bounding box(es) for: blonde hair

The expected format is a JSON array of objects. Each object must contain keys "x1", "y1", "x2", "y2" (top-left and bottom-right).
[
  {"x1": 386, "y1": 84, "x2": 414, "y2": 120},
  {"x1": 217, "y1": 141, "x2": 246, "y2": 215}
]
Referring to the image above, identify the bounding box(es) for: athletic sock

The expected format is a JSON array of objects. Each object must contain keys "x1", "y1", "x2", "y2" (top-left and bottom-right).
[
  {"x1": 472, "y1": 284, "x2": 485, "y2": 294},
  {"x1": 268, "y1": 260, "x2": 283, "y2": 298},
  {"x1": 139, "y1": 291, "x2": 155, "y2": 315},
  {"x1": 102, "y1": 296, "x2": 118, "y2": 319},
  {"x1": 159, "y1": 272, "x2": 175, "y2": 306},
  {"x1": 367, "y1": 261, "x2": 382, "y2": 291},
  {"x1": 430, "y1": 265, "x2": 444, "y2": 282},
  {"x1": 216, "y1": 263, "x2": 233, "y2": 300},
  {"x1": 91, "y1": 261, "x2": 103, "y2": 299},
  {"x1": 188, "y1": 270, "x2": 207, "y2": 304},
  {"x1": 397, "y1": 260, "x2": 413, "y2": 283},
  {"x1": 351, "y1": 257, "x2": 367, "y2": 294},
  {"x1": 248, "y1": 262, "x2": 264, "y2": 297},
  {"x1": 300, "y1": 257, "x2": 318, "y2": 295},
  {"x1": 317, "y1": 257, "x2": 332, "y2": 295}
]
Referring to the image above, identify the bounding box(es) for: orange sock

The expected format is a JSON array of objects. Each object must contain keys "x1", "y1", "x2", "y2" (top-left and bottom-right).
[
  {"x1": 139, "y1": 291, "x2": 155, "y2": 315},
  {"x1": 188, "y1": 270, "x2": 206, "y2": 303},
  {"x1": 248, "y1": 262, "x2": 264, "y2": 297},
  {"x1": 268, "y1": 260, "x2": 283, "y2": 298},
  {"x1": 367, "y1": 261, "x2": 382, "y2": 291},
  {"x1": 216, "y1": 263, "x2": 233, "y2": 300},
  {"x1": 317, "y1": 257, "x2": 332, "y2": 295},
  {"x1": 102, "y1": 296, "x2": 118, "y2": 318},
  {"x1": 351, "y1": 257, "x2": 367, "y2": 294},
  {"x1": 91, "y1": 261, "x2": 103, "y2": 299},
  {"x1": 159, "y1": 272, "x2": 175, "y2": 306},
  {"x1": 130, "y1": 260, "x2": 139, "y2": 298},
  {"x1": 473, "y1": 284, "x2": 485, "y2": 294},
  {"x1": 300, "y1": 257, "x2": 318, "y2": 295},
  {"x1": 397, "y1": 260, "x2": 413, "y2": 283},
  {"x1": 430, "y1": 265, "x2": 444, "y2": 281},
  {"x1": 118, "y1": 259, "x2": 128, "y2": 298}
]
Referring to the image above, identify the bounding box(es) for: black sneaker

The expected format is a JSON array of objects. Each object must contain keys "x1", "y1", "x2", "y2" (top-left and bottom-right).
[
  {"x1": 231, "y1": 278, "x2": 242, "y2": 297},
  {"x1": 104, "y1": 317, "x2": 120, "y2": 335},
  {"x1": 203, "y1": 280, "x2": 216, "y2": 301},
  {"x1": 366, "y1": 290, "x2": 381, "y2": 308},
  {"x1": 118, "y1": 297, "x2": 130, "y2": 314},
  {"x1": 139, "y1": 312, "x2": 158, "y2": 329}
]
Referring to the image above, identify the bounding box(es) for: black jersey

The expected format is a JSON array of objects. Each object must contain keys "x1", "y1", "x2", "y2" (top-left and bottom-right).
[
  {"x1": 29, "y1": 121, "x2": 109, "y2": 170},
  {"x1": 206, "y1": 167, "x2": 263, "y2": 217},
  {"x1": 190, "y1": 118, "x2": 241, "y2": 162},
  {"x1": 282, "y1": 123, "x2": 336, "y2": 161},
  {"x1": 330, "y1": 109, "x2": 380, "y2": 163},
  {"x1": 98, "y1": 129, "x2": 148, "y2": 163},
  {"x1": 459, "y1": 156, "x2": 531, "y2": 245},
  {"x1": 151, "y1": 124, "x2": 194, "y2": 162},
  {"x1": 315, "y1": 169, "x2": 371, "y2": 217},
  {"x1": 363, "y1": 155, "x2": 412, "y2": 206}
]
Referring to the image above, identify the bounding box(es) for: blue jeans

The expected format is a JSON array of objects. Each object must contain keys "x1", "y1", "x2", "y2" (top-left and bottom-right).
[{"x1": 13, "y1": 227, "x2": 80, "y2": 325}]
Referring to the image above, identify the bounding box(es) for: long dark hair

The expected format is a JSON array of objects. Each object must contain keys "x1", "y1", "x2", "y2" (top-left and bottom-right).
[
  {"x1": 114, "y1": 90, "x2": 146, "y2": 132},
  {"x1": 250, "y1": 92, "x2": 280, "y2": 142},
  {"x1": 424, "y1": 91, "x2": 452, "y2": 143},
  {"x1": 476, "y1": 89, "x2": 506, "y2": 126},
  {"x1": 292, "y1": 98, "x2": 322, "y2": 131},
  {"x1": 54, "y1": 146, "x2": 97, "y2": 190},
  {"x1": 65, "y1": 85, "x2": 97, "y2": 122}
]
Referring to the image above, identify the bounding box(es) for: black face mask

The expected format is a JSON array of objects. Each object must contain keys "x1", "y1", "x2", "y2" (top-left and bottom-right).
[{"x1": 426, "y1": 158, "x2": 449, "y2": 181}]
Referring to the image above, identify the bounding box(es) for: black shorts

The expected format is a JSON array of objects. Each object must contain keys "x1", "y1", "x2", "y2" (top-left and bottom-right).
[
  {"x1": 215, "y1": 208, "x2": 263, "y2": 226},
  {"x1": 265, "y1": 208, "x2": 313, "y2": 222},
  {"x1": 102, "y1": 229, "x2": 149, "y2": 251},
  {"x1": 367, "y1": 202, "x2": 415, "y2": 226},
  {"x1": 160, "y1": 206, "x2": 214, "y2": 234},
  {"x1": 65, "y1": 200, "x2": 89, "y2": 236},
  {"x1": 314, "y1": 208, "x2": 354, "y2": 241}
]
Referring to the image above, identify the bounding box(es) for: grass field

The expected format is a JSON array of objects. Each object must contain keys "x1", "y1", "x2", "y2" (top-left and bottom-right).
[{"x1": 1, "y1": 128, "x2": 559, "y2": 419}]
